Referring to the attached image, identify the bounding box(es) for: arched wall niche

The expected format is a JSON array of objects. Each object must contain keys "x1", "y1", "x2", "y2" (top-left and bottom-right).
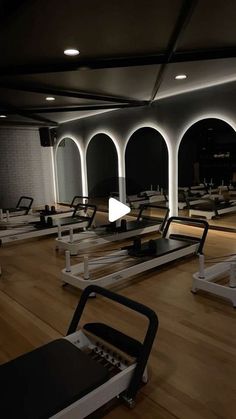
[
  {"x1": 125, "y1": 127, "x2": 168, "y2": 195},
  {"x1": 55, "y1": 137, "x2": 82, "y2": 203},
  {"x1": 178, "y1": 118, "x2": 236, "y2": 187},
  {"x1": 86, "y1": 133, "x2": 119, "y2": 198}
]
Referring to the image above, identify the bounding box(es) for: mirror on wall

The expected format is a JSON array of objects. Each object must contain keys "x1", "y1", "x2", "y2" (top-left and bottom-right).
[
  {"x1": 178, "y1": 118, "x2": 236, "y2": 229},
  {"x1": 56, "y1": 138, "x2": 82, "y2": 204},
  {"x1": 125, "y1": 127, "x2": 168, "y2": 216},
  {"x1": 86, "y1": 133, "x2": 118, "y2": 210}
]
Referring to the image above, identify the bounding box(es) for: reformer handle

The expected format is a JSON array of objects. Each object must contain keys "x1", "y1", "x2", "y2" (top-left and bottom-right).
[
  {"x1": 137, "y1": 204, "x2": 169, "y2": 232},
  {"x1": 72, "y1": 203, "x2": 97, "y2": 227},
  {"x1": 162, "y1": 216, "x2": 209, "y2": 254},
  {"x1": 67, "y1": 285, "x2": 158, "y2": 400},
  {"x1": 16, "y1": 196, "x2": 34, "y2": 213},
  {"x1": 70, "y1": 195, "x2": 89, "y2": 208}
]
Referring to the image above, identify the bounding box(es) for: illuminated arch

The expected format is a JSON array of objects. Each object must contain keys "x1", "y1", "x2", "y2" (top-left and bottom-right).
[{"x1": 55, "y1": 136, "x2": 87, "y2": 199}]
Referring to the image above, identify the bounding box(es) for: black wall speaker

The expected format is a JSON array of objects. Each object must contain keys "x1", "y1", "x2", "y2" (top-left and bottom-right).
[{"x1": 39, "y1": 127, "x2": 56, "y2": 147}]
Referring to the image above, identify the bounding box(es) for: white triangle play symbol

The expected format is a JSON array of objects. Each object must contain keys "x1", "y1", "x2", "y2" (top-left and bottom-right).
[{"x1": 108, "y1": 197, "x2": 130, "y2": 222}]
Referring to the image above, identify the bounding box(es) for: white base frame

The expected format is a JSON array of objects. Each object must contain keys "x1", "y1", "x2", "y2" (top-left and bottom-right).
[
  {"x1": 51, "y1": 330, "x2": 137, "y2": 418},
  {"x1": 178, "y1": 198, "x2": 207, "y2": 210},
  {"x1": 61, "y1": 244, "x2": 198, "y2": 290},
  {"x1": 190, "y1": 202, "x2": 236, "y2": 220},
  {"x1": 0, "y1": 209, "x2": 31, "y2": 218},
  {"x1": 55, "y1": 223, "x2": 160, "y2": 255},
  {"x1": 0, "y1": 220, "x2": 89, "y2": 245},
  {"x1": 192, "y1": 255, "x2": 236, "y2": 307}
]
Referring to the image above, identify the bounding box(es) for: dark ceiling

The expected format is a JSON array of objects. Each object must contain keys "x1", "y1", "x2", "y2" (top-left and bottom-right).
[{"x1": 1, "y1": 0, "x2": 236, "y2": 126}]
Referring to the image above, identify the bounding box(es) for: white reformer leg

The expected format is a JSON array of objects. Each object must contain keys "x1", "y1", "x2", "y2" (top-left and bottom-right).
[
  {"x1": 65, "y1": 250, "x2": 71, "y2": 273},
  {"x1": 69, "y1": 227, "x2": 74, "y2": 243},
  {"x1": 192, "y1": 254, "x2": 236, "y2": 307}
]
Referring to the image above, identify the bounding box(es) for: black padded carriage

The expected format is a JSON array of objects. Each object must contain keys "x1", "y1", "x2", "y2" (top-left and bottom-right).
[{"x1": 0, "y1": 339, "x2": 109, "y2": 419}]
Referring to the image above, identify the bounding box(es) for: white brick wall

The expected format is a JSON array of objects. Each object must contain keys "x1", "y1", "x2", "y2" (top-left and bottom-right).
[{"x1": 0, "y1": 127, "x2": 55, "y2": 208}]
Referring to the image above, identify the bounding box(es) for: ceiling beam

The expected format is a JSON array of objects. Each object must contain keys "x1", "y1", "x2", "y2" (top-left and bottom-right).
[
  {"x1": 16, "y1": 102, "x2": 146, "y2": 114},
  {"x1": 150, "y1": 0, "x2": 198, "y2": 102},
  {"x1": 0, "y1": 82, "x2": 147, "y2": 105},
  {"x1": 15, "y1": 111, "x2": 58, "y2": 125},
  {"x1": 172, "y1": 47, "x2": 236, "y2": 63},
  {"x1": 0, "y1": 106, "x2": 58, "y2": 125},
  {"x1": 1, "y1": 45, "x2": 236, "y2": 78}
]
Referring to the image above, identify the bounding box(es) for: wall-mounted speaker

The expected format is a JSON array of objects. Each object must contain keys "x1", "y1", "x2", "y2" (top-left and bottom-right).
[{"x1": 39, "y1": 127, "x2": 56, "y2": 147}]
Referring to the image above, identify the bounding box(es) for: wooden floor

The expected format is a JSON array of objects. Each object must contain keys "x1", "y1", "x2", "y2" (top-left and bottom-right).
[{"x1": 0, "y1": 226, "x2": 236, "y2": 419}]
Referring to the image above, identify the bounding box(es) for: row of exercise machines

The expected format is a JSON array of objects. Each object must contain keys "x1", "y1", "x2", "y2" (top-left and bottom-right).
[
  {"x1": 1, "y1": 194, "x2": 236, "y2": 309},
  {"x1": 179, "y1": 182, "x2": 236, "y2": 219},
  {"x1": 2, "y1": 195, "x2": 235, "y2": 307},
  {"x1": 124, "y1": 182, "x2": 236, "y2": 220},
  {"x1": 1, "y1": 195, "x2": 235, "y2": 417},
  {"x1": 1, "y1": 196, "x2": 160, "y2": 417},
  {"x1": 0, "y1": 196, "x2": 96, "y2": 245}
]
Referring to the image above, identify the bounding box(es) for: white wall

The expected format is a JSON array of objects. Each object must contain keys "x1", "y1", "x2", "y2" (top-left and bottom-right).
[{"x1": 0, "y1": 127, "x2": 55, "y2": 208}]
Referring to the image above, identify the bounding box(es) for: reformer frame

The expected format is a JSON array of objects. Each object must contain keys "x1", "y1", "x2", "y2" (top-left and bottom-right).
[
  {"x1": 0, "y1": 196, "x2": 34, "y2": 217},
  {"x1": 189, "y1": 197, "x2": 236, "y2": 219},
  {"x1": 0, "y1": 203, "x2": 96, "y2": 245},
  {"x1": 192, "y1": 254, "x2": 236, "y2": 307},
  {"x1": 55, "y1": 204, "x2": 169, "y2": 255},
  {"x1": 0, "y1": 285, "x2": 158, "y2": 418},
  {"x1": 61, "y1": 217, "x2": 209, "y2": 291}
]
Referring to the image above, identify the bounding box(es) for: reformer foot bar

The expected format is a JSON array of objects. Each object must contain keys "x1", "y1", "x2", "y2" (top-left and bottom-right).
[
  {"x1": 55, "y1": 204, "x2": 169, "y2": 255},
  {"x1": 0, "y1": 204, "x2": 96, "y2": 245},
  {"x1": 192, "y1": 254, "x2": 236, "y2": 307},
  {"x1": 0, "y1": 196, "x2": 34, "y2": 218},
  {"x1": 0, "y1": 285, "x2": 158, "y2": 419},
  {"x1": 61, "y1": 217, "x2": 208, "y2": 291}
]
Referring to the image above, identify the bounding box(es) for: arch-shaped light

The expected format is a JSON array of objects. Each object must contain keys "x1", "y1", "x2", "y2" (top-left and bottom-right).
[
  {"x1": 55, "y1": 136, "x2": 86, "y2": 198},
  {"x1": 177, "y1": 113, "x2": 236, "y2": 153}
]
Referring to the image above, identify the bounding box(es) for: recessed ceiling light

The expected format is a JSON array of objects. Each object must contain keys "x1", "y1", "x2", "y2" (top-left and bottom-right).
[
  {"x1": 64, "y1": 48, "x2": 80, "y2": 56},
  {"x1": 46, "y1": 97, "x2": 55, "y2": 101},
  {"x1": 208, "y1": 127, "x2": 213, "y2": 131},
  {"x1": 175, "y1": 74, "x2": 187, "y2": 80},
  {"x1": 0, "y1": 114, "x2": 7, "y2": 118}
]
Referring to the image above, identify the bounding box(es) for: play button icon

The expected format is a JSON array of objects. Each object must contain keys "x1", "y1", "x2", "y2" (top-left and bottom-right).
[{"x1": 108, "y1": 197, "x2": 131, "y2": 222}]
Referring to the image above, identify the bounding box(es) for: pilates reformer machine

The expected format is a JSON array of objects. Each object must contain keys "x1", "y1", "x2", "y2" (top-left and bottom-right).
[
  {"x1": 0, "y1": 196, "x2": 34, "y2": 218},
  {"x1": 127, "y1": 189, "x2": 167, "y2": 209},
  {"x1": 192, "y1": 254, "x2": 236, "y2": 307},
  {"x1": 178, "y1": 190, "x2": 209, "y2": 210},
  {"x1": 189, "y1": 195, "x2": 236, "y2": 220},
  {"x1": 0, "y1": 203, "x2": 96, "y2": 245},
  {"x1": 0, "y1": 195, "x2": 88, "y2": 225},
  {"x1": 178, "y1": 181, "x2": 225, "y2": 210},
  {"x1": 55, "y1": 204, "x2": 169, "y2": 255},
  {"x1": 0, "y1": 285, "x2": 158, "y2": 418},
  {"x1": 61, "y1": 217, "x2": 208, "y2": 291}
]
